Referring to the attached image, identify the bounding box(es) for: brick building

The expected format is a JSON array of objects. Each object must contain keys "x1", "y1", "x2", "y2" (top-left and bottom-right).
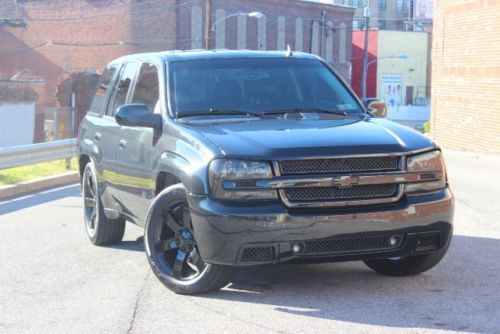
[
  {"x1": 1, "y1": 0, "x2": 354, "y2": 107},
  {"x1": 432, "y1": 1, "x2": 500, "y2": 154},
  {"x1": 335, "y1": 0, "x2": 412, "y2": 30}
]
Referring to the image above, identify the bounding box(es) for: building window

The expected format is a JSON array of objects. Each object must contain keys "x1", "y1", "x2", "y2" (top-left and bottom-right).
[
  {"x1": 345, "y1": 0, "x2": 364, "y2": 8},
  {"x1": 378, "y1": 20, "x2": 386, "y2": 30},
  {"x1": 379, "y1": 0, "x2": 387, "y2": 11},
  {"x1": 397, "y1": 0, "x2": 408, "y2": 10}
]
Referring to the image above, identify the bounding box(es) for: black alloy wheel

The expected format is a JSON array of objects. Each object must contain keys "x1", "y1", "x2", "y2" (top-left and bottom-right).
[
  {"x1": 145, "y1": 184, "x2": 235, "y2": 294},
  {"x1": 82, "y1": 163, "x2": 125, "y2": 245},
  {"x1": 83, "y1": 169, "x2": 98, "y2": 238},
  {"x1": 154, "y1": 201, "x2": 207, "y2": 280}
]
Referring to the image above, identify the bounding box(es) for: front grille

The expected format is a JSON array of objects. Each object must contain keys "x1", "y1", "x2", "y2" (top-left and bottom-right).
[
  {"x1": 298, "y1": 234, "x2": 405, "y2": 256},
  {"x1": 240, "y1": 246, "x2": 275, "y2": 262},
  {"x1": 284, "y1": 184, "x2": 398, "y2": 201},
  {"x1": 279, "y1": 156, "x2": 399, "y2": 175}
]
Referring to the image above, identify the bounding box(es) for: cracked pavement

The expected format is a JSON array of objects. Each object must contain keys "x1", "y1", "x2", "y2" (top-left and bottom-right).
[{"x1": 0, "y1": 150, "x2": 499, "y2": 333}]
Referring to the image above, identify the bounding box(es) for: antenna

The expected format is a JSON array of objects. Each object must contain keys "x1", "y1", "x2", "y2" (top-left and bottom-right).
[{"x1": 286, "y1": 44, "x2": 293, "y2": 57}]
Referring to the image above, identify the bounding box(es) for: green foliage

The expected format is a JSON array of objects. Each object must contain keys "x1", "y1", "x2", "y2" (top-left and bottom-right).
[
  {"x1": 423, "y1": 121, "x2": 431, "y2": 134},
  {"x1": 0, "y1": 158, "x2": 77, "y2": 186}
]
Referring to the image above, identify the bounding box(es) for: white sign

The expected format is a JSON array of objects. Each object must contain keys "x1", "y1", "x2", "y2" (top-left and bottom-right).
[
  {"x1": 415, "y1": 0, "x2": 433, "y2": 20},
  {"x1": 381, "y1": 74, "x2": 403, "y2": 109},
  {"x1": 0, "y1": 103, "x2": 35, "y2": 147}
]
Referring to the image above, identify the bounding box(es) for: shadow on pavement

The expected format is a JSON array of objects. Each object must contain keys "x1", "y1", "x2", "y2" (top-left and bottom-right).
[
  {"x1": 0, "y1": 184, "x2": 81, "y2": 216},
  {"x1": 104, "y1": 236, "x2": 144, "y2": 252},
  {"x1": 201, "y1": 235, "x2": 499, "y2": 332}
]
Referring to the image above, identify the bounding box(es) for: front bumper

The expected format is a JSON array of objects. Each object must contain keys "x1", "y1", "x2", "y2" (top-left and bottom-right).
[{"x1": 188, "y1": 188, "x2": 454, "y2": 266}]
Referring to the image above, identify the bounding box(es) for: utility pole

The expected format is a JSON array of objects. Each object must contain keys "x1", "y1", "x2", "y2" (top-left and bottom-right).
[
  {"x1": 319, "y1": 10, "x2": 326, "y2": 59},
  {"x1": 361, "y1": 0, "x2": 371, "y2": 100},
  {"x1": 204, "y1": 0, "x2": 211, "y2": 49}
]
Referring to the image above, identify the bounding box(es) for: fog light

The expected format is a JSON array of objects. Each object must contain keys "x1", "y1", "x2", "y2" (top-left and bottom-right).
[
  {"x1": 292, "y1": 242, "x2": 302, "y2": 253},
  {"x1": 389, "y1": 236, "x2": 399, "y2": 246}
]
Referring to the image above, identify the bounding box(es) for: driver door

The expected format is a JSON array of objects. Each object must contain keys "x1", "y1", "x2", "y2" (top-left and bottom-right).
[{"x1": 115, "y1": 62, "x2": 161, "y2": 224}]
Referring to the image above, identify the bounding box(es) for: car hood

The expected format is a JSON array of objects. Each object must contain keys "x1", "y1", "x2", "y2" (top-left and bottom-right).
[{"x1": 184, "y1": 116, "x2": 435, "y2": 159}]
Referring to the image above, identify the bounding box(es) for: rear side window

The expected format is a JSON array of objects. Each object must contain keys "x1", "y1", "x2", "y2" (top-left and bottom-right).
[
  {"x1": 88, "y1": 64, "x2": 119, "y2": 114},
  {"x1": 131, "y1": 63, "x2": 160, "y2": 113},
  {"x1": 107, "y1": 62, "x2": 139, "y2": 116}
]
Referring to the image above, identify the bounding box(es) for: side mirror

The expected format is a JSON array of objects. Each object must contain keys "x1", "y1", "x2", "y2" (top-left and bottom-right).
[
  {"x1": 364, "y1": 98, "x2": 387, "y2": 117},
  {"x1": 115, "y1": 104, "x2": 163, "y2": 131}
]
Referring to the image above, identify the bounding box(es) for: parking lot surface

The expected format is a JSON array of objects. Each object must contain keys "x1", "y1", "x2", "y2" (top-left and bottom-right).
[{"x1": 1, "y1": 150, "x2": 499, "y2": 333}]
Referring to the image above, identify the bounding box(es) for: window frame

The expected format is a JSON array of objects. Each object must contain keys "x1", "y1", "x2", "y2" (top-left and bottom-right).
[
  {"x1": 105, "y1": 61, "x2": 140, "y2": 117},
  {"x1": 166, "y1": 57, "x2": 366, "y2": 118},
  {"x1": 88, "y1": 62, "x2": 121, "y2": 116},
  {"x1": 129, "y1": 61, "x2": 161, "y2": 114}
]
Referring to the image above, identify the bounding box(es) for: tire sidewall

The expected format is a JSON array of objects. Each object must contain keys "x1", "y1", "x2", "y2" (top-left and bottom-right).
[{"x1": 82, "y1": 162, "x2": 101, "y2": 242}]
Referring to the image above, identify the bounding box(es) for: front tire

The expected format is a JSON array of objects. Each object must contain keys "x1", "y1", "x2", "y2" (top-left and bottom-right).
[
  {"x1": 82, "y1": 163, "x2": 125, "y2": 245},
  {"x1": 144, "y1": 184, "x2": 235, "y2": 295},
  {"x1": 364, "y1": 235, "x2": 452, "y2": 276}
]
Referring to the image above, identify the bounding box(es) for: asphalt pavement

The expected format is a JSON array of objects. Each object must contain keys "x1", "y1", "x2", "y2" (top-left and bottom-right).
[{"x1": 1, "y1": 150, "x2": 499, "y2": 333}]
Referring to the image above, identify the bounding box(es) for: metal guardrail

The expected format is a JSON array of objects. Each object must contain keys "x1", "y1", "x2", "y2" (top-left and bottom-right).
[{"x1": 0, "y1": 139, "x2": 77, "y2": 170}]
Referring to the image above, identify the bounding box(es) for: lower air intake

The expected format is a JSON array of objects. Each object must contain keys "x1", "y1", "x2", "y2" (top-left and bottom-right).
[
  {"x1": 298, "y1": 234, "x2": 405, "y2": 256},
  {"x1": 240, "y1": 246, "x2": 275, "y2": 262}
]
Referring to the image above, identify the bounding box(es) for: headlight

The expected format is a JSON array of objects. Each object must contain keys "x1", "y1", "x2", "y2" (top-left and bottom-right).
[
  {"x1": 404, "y1": 150, "x2": 447, "y2": 194},
  {"x1": 208, "y1": 159, "x2": 278, "y2": 200}
]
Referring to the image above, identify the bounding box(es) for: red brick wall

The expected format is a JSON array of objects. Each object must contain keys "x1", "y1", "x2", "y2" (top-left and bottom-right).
[
  {"x1": 432, "y1": 0, "x2": 500, "y2": 154},
  {"x1": 2, "y1": 0, "x2": 353, "y2": 108},
  {"x1": 16, "y1": 0, "x2": 177, "y2": 72}
]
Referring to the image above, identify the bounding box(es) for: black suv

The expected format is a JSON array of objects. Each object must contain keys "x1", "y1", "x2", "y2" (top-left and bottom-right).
[{"x1": 77, "y1": 50, "x2": 454, "y2": 295}]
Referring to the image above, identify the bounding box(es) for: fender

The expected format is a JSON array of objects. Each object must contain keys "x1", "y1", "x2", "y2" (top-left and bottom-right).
[{"x1": 152, "y1": 120, "x2": 222, "y2": 196}]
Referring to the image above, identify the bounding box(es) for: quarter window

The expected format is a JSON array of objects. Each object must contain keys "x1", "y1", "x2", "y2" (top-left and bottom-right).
[
  {"x1": 108, "y1": 62, "x2": 139, "y2": 116},
  {"x1": 132, "y1": 63, "x2": 160, "y2": 113},
  {"x1": 89, "y1": 64, "x2": 119, "y2": 114}
]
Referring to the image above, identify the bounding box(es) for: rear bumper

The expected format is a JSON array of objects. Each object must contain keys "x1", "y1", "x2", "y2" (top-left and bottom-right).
[{"x1": 188, "y1": 188, "x2": 454, "y2": 266}]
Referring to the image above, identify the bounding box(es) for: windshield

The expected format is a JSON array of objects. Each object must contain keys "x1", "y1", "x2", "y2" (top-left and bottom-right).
[{"x1": 169, "y1": 58, "x2": 363, "y2": 116}]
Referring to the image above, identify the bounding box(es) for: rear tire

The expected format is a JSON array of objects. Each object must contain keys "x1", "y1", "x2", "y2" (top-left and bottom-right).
[
  {"x1": 364, "y1": 235, "x2": 452, "y2": 276},
  {"x1": 144, "y1": 184, "x2": 235, "y2": 295},
  {"x1": 82, "y1": 163, "x2": 125, "y2": 245}
]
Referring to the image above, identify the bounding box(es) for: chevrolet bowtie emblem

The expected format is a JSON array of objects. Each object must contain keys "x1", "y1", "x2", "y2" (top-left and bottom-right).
[{"x1": 332, "y1": 175, "x2": 360, "y2": 188}]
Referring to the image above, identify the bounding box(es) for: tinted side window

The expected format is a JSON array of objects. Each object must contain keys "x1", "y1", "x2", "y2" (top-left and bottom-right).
[
  {"x1": 108, "y1": 62, "x2": 139, "y2": 116},
  {"x1": 89, "y1": 64, "x2": 119, "y2": 114},
  {"x1": 132, "y1": 63, "x2": 160, "y2": 113}
]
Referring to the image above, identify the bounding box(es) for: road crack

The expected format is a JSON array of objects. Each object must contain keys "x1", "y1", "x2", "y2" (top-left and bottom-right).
[{"x1": 127, "y1": 269, "x2": 151, "y2": 334}]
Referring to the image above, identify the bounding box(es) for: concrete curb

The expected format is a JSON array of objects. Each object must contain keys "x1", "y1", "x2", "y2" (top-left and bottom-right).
[{"x1": 0, "y1": 172, "x2": 80, "y2": 200}]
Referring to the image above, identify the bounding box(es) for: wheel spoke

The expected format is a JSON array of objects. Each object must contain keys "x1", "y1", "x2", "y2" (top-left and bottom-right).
[
  {"x1": 164, "y1": 212, "x2": 182, "y2": 233},
  {"x1": 84, "y1": 197, "x2": 96, "y2": 208},
  {"x1": 156, "y1": 238, "x2": 178, "y2": 252},
  {"x1": 172, "y1": 250, "x2": 187, "y2": 278},
  {"x1": 89, "y1": 210, "x2": 96, "y2": 228},
  {"x1": 187, "y1": 248, "x2": 205, "y2": 273},
  {"x1": 88, "y1": 183, "x2": 96, "y2": 198},
  {"x1": 182, "y1": 207, "x2": 193, "y2": 230}
]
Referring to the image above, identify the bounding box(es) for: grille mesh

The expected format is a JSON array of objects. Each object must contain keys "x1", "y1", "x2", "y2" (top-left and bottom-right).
[
  {"x1": 284, "y1": 184, "x2": 398, "y2": 201},
  {"x1": 300, "y1": 234, "x2": 404, "y2": 255},
  {"x1": 279, "y1": 157, "x2": 399, "y2": 175},
  {"x1": 240, "y1": 246, "x2": 275, "y2": 261},
  {"x1": 416, "y1": 232, "x2": 440, "y2": 251}
]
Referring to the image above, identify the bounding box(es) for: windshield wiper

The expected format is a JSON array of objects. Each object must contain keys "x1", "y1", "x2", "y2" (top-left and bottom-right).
[
  {"x1": 176, "y1": 108, "x2": 260, "y2": 118},
  {"x1": 261, "y1": 108, "x2": 349, "y2": 117}
]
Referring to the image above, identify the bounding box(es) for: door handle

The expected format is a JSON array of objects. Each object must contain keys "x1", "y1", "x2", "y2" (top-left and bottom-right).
[
  {"x1": 94, "y1": 132, "x2": 102, "y2": 141},
  {"x1": 119, "y1": 139, "x2": 127, "y2": 149}
]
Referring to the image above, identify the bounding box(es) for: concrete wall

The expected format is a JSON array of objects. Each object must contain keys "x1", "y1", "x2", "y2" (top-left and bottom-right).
[{"x1": 432, "y1": 1, "x2": 500, "y2": 154}]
